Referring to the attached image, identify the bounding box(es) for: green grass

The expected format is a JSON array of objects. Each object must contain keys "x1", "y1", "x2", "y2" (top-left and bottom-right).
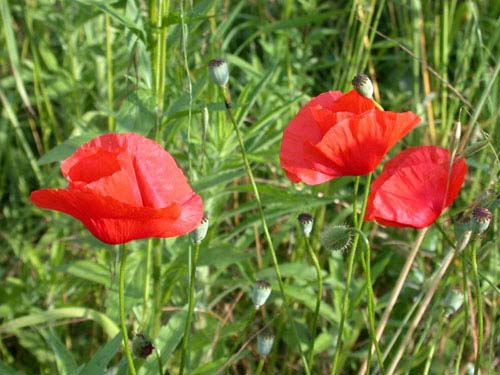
[{"x1": 1, "y1": 0, "x2": 499, "y2": 374}]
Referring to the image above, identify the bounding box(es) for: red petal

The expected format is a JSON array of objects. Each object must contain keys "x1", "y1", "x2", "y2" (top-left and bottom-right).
[
  {"x1": 30, "y1": 187, "x2": 203, "y2": 244},
  {"x1": 364, "y1": 146, "x2": 467, "y2": 228}
]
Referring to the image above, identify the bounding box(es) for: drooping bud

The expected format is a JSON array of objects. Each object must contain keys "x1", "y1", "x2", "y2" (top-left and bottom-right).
[
  {"x1": 191, "y1": 215, "x2": 209, "y2": 244},
  {"x1": 442, "y1": 289, "x2": 464, "y2": 317},
  {"x1": 297, "y1": 213, "x2": 314, "y2": 238},
  {"x1": 132, "y1": 333, "x2": 154, "y2": 359},
  {"x1": 471, "y1": 207, "x2": 492, "y2": 234},
  {"x1": 208, "y1": 58, "x2": 229, "y2": 87},
  {"x1": 251, "y1": 280, "x2": 272, "y2": 308},
  {"x1": 257, "y1": 330, "x2": 274, "y2": 358},
  {"x1": 352, "y1": 73, "x2": 374, "y2": 99},
  {"x1": 320, "y1": 224, "x2": 353, "y2": 254}
]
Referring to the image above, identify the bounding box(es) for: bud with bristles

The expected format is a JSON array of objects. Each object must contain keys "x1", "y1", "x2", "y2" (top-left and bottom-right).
[
  {"x1": 208, "y1": 58, "x2": 229, "y2": 87},
  {"x1": 251, "y1": 280, "x2": 272, "y2": 308},
  {"x1": 297, "y1": 213, "x2": 314, "y2": 238},
  {"x1": 132, "y1": 333, "x2": 154, "y2": 359},
  {"x1": 320, "y1": 224, "x2": 353, "y2": 254},
  {"x1": 471, "y1": 207, "x2": 492, "y2": 234},
  {"x1": 191, "y1": 215, "x2": 209, "y2": 244},
  {"x1": 352, "y1": 73, "x2": 374, "y2": 99},
  {"x1": 257, "y1": 330, "x2": 274, "y2": 358}
]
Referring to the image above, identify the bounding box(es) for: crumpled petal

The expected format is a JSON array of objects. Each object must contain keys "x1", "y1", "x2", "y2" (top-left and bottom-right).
[
  {"x1": 31, "y1": 133, "x2": 203, "y2": 244},
  {"x1": 364, "y1": 146, "x2": 467, "y2": 228}
]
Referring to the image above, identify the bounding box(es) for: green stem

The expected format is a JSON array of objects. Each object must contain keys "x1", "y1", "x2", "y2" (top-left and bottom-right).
[
  {"x1": 155, "y1": 348, "x2": 163, "y2": 375},
  {"x1": 331, "y1": 174, "x2": 372, "y2": 375},
  {"x1": 230, "y1": 308, "x2": 257, "y2": 354},
  {"x1": 142, "y1": 239, "x2": 153, "y2": 329},
  {"x1": 352, "y1": 227, "x2": 384, "y2": 373},
  {"x1": 255, "y1": 359, "x2": 265, "y2": 375},
  {"x1": 471, "y1": 241, "x2": 482, "y2": 375},
  {"x1": 180, "y1": 243, "x2": 201, "y2": 375},
  {"x1": 105, "y1": 14, "x2": 115, "y2": 132},
  {"x1": 305, "y1": 237, "x2": 323, "y2": 371},
  {"x1": 152, "y1": 241, "x2": 162, "y2": 336},
  {"x1": 119, "y1": 244, "x2": 136, "y2": 375},
  {"x1": 219, "y1": 86, "x2": 310, "y2": 375}
]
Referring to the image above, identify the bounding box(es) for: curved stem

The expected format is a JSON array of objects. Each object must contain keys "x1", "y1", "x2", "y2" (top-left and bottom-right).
[
  {"x1": 219, "y1": 86, "x2": 310, "y2": 374},
  {"x1": 471, "y1": 240, "x2": 482, "y2": 375},
  {"x1": 180, "y1": 243, "x2": 201, "y2": 375},
  {"x1": 305, "y1": 237, "x2": 323, "y2": 370},
  {"x1": 331, "y1": 173, "x2": 372, "y2": 375},
  {"x1": 119, "y1": 244, "x2": 136, "y2": 375}
]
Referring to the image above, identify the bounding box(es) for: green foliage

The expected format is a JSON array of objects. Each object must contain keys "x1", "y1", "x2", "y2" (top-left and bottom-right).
[{"x1": 1, "y1": 0, "x2": 499, "y2": 374}]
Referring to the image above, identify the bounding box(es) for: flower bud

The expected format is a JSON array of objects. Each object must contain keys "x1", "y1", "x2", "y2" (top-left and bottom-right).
[
  {"x1": 208, "y1": 58, "x2": 229, "y2": 87},
  {"x1": 320, "y1": 224, "x2": 353, "y2": 254},
  {"x1": 251, "y1": 280, "x2": 272, "y2": 308},
  {"x1": 352, "y1": 73, "x2": 374, "y2": 99},
  {"x1": 132, "y1": 333, "x2": 154, "y2": 359},
  {"x1": 471, "y1": 207, "x2": 492, "y2": 234},
  {"x1": 191, "y1": 215, "x2": 209, "y2": 244},
  {"x1": 257, "y1": 330, "x2": 274, "y2": 358},
  {"x1": 442, "y1": 289, "x2": 464, "y2": 317},
  {"x1": 297, "y1": 213, "x2": 314, "y2": 238}
]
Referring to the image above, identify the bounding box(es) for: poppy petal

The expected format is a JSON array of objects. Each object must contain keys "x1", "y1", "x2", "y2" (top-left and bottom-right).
[{"x1": 364, "y1": 146, "x2": 467, "y2": 228}]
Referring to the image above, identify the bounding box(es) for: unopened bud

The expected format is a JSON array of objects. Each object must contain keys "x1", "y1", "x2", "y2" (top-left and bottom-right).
[
  {"x1": 208, "y1": 58, "x2": 229, "y2": 87},
  {"x1": 297, "y1": 213, "x2": 314, "y2": 238},
  {"x1": 251, "y1": 280, "x2": 272, "y2": 308},
  {"x1": 191, "y1": 215, "x2": 209, "y2": 244},
  {"x1": 471, "y1": 207, "x2": 492, "y2": 234},
  {"x1": 257, "y1": 330, "x2": 274, "y2": 358},
  {"x1": 352, "y1": 73, "x2": 374, "y2": 99},
  {"x1": 442, "y1": 289, "x2": 464, "y2": 317},
  {"x1": 320, "y1": 224, "x2": 353, "y2": 254},
  {"x1": 132, "y1": 333, "x2": 154, "y2": 359}
]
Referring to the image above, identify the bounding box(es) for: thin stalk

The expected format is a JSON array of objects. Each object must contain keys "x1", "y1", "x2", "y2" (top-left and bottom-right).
[
  {"x1": 180, "y1": 243, "x2": 201, "y2": 375},
  {"x1": 230, "y1": 308, "x2": 257, "y2": 354},
  {"x1": 331, "y1": 174, "x2": 372, "y2": 375},
  {"x1": 255, "y1": 359, "x2": 265, "y2": 375},
  {"x1": 471, "y1": 241, "x2": 483, "y2": 375},
  {"x1": 219, "y1": 86, "x2": 310, "y2": 375},
  {"x1": 152, "y1": 241, "x2": 162, "y2": 336},
  {"x1": 359, "y1": 228, "x2": 428, "y2": 375},
  {"x1": 142, "y1": 239, "x2": 153, "y2": 328},
  {"x1": 105, "y1": 14, "x2": 115, "y2": 132},
  {"x1": 305, "y1": 237, "x2": 323, "y2": 370},
  {"x1": 353, "y1": 227, "x2": 384, "y2": 373},
  {"x1": 119, "y1": 244, "x2": 136, "y2": 375},
  {"x1": 155, "y1": 348, "x2": 163, "y2": 375}
]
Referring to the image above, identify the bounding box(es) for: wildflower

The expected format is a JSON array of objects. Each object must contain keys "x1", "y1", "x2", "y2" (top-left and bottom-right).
[
  {"x1": 31, "y1": 133, "x2": 203, "y2": 244},
  {"x1": 279, "y1": 90, "x2": 420, "y2": 184},
  {"x1": 364, "y1": 146, "x2": 467, "y2": 228}
]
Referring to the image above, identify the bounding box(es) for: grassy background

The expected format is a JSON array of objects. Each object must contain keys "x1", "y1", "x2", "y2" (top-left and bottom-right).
[{"x1": 0, "y1": 0, "x2": 499, "y2": 374}]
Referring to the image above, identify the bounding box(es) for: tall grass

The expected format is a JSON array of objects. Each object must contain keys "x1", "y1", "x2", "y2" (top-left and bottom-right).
[{"x1": 0, "y1": 0, "x2": 499, "y2": 374}]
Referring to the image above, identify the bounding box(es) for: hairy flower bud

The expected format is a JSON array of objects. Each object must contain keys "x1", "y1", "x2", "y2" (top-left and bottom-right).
[
  {"x1": 257, "y1": 330, "x2": 274, "y2": 358},
  {"x1": 352, "y1": 73, "x2": 374, "y2": 99},
  {"x1": 132, "y1": 333, "x2": 154, "y2": 359},
  {"x1": 191, "y1": 215, "x2": 209, "y2": 244},
  {"x1": 208, "y1": 58, "x2": 229, "y2": 87},
  {"x1": 251, "y1": 280, "x2": 272, "y2": 308},
  {"x1": 320, "y1": 224, "x2": 353, "y2": 254},
  {"x1": 297, "y1": 213, "x2": 314, "y2": 238}
]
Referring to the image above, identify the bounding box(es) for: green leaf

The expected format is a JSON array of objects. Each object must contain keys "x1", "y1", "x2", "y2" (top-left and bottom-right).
[
  {"x1": 79, "y1": 333, "x2": 122, "y2": 375},
  {"x1": 40, "y1": 328, "x2": 78, "y2": 375},
  {"x1": 0, "y1": 308, "x2": 119, "y2": 339},
  {"x1": 57, "y1": 260, "x2": 111, "y2": 288},
  {"x1": 0, "y1": 361, "x2": 20, "y2": 375}
]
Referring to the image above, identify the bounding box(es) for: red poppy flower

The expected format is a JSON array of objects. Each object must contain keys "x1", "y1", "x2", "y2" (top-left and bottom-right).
[
  {"x1": 364, "y1": 146, "x2": 467, "y2": 228},
  {"x1": 279, "y1": 90, "x2": 420, "y2": 184},
  {"x1": 30, "y1": 133, "x2": 203, "y2": 244}
]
